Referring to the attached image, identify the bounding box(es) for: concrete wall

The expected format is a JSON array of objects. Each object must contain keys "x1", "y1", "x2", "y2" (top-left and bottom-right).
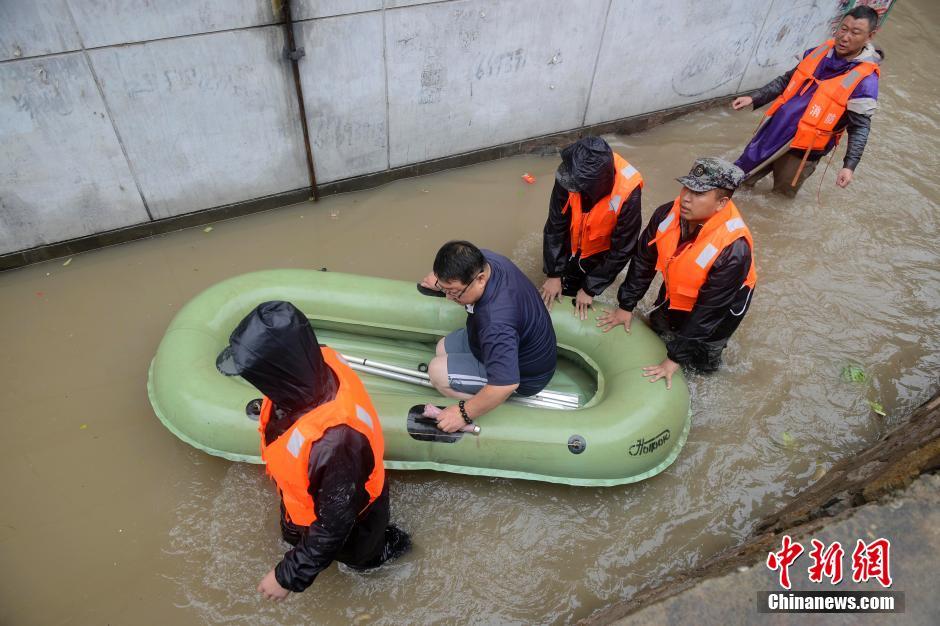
[{"x1": 0, "y1": 0, "x2": 844, "y2": 258}]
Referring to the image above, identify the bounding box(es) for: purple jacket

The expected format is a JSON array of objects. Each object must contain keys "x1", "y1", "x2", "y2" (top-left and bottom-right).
[{"x1": 735, "y1": 42, "x2": 882, "y2": 173}]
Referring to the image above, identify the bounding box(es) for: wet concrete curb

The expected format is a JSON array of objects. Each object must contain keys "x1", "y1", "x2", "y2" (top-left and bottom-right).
[{"x1": 585, "y1": 390, "x2": 940, "y2": 624}]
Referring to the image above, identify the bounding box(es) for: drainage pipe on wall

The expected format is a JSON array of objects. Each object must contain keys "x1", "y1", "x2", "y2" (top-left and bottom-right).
[{"x1": 281, "y1": 0, "x2": 320, "y2": 201}]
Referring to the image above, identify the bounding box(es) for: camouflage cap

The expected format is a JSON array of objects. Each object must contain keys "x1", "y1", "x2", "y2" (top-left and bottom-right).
[{"x1": 676, "y1": 157, "x2": 745, "y2": 192}]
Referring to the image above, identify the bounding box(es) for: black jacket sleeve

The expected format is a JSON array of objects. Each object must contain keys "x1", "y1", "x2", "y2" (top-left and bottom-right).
[
  {"x1": 749, "y1": 67, "x2": 796, "y2": 110},
  {"x1": 616, "y1": 201, "x2": 673, "y2": 311},
  {"x1": 665, "y1": 238, "x2": 752, "y2": 364},
  {"x1": 274, "y1": 425, "x2": 374, "y2": 592},
  {"x1": 582, "y1": 187, "x2": 643, "y2": 296},
  {"x1": 841, "y1": 111, "x2": 872, "y2": 170},
  {"x1": 542, "y1": 181, "x2": 571, "y2": 277}
]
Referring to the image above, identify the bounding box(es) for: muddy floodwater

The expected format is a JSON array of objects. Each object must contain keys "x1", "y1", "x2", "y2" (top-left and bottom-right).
[{"x1": 1, "y1": 2, "x2": 938, "y2": 624}]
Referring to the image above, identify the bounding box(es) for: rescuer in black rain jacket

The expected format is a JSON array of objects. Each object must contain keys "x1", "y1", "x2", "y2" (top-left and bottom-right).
[
  {"x1": 216, "y1": 301, "x2": 410, "y2": 601},
  {"x1": 541, "y1": 136, "x2": 644, "y2": 320}
]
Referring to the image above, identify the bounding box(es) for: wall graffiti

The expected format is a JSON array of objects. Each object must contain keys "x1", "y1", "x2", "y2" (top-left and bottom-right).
[
  {"x1": 671, "y1": 27, "x2": 756, "y2": 98},
  {"x1": 473, "y1": 48, "x2": 526, "y2": 81}
]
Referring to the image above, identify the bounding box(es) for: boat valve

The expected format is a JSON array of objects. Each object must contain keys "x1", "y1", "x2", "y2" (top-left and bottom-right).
[
  {"x1": 246, "y1": 398, "x2": 262, "y2": 420},
  {"x1": 568, "y1": 435, "x2": 586, "y2": 454}
]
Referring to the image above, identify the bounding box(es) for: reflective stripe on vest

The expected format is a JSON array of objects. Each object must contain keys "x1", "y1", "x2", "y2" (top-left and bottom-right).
[
  {"x1": 658, "y1": 211, "x2": 675, "y2": 233},
  {"x1": 649, "y1": 197, "x2": 757, "y2": 313},
  {"x1": 562, "y1": 153, "x2": 643, "y2": 260},
  {"x1": 695, "y1": 244, "x2": 719, "y2": 269},
  {"x1": 286, "y1": 429, "x2": 305, "y2": 458},
  {"x1": 765, "y1": 39, "x2": 880, "y2": 152},
  {"x1": 259, "y1": 347, "x2": 385, "y2": 527}
]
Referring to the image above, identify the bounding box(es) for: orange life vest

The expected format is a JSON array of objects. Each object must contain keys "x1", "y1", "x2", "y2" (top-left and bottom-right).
[
  {"x1": 765, "y1": 39, "x2": 880, "y2": 151},
  {"x1": 259, "y1": 347, "x2": 385, "y2": 527},
  {"x1": 650, "y1": 197, "x2": 757, "y2": 312},
  {"x1": 561, "y1": 153, "x2": 643, "y2": 259}
]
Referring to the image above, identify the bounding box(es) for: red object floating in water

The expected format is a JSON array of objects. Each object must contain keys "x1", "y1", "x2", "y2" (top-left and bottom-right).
[{"x1": 521, "y1": 173, "x2": 536, "y2": 184}]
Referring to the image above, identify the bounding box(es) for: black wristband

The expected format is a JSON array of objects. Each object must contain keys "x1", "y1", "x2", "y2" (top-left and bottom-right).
[{"x1": 457, "y1": 400, "x2": 472, "y2": 424}]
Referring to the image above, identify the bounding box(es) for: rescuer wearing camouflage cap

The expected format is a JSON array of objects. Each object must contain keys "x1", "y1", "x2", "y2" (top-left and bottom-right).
[{"x1": 597, "y1": 158, "x2": 757, "y2": 388}]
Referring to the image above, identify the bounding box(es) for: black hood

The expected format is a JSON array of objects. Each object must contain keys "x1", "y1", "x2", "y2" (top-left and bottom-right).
[
  {"x1": 556, "y1": 137, "x2": 615, "y2": 210},
  {"x1": 216, "y1": 300, "x2": 336, "y2": 414}
]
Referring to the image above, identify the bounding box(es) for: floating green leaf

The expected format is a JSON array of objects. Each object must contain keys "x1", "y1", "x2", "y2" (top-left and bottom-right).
[
  {"x1": 203, "y1": 226, "x2": 213, "y2": 233},
  {"x1": 867, "y1": 400, "x2": 886, "y2": 416},
  {"x1": 841, "y1": 365, "x2": 868, "y2": 383},
  {"x1": 62, "y1": 257, "x2": 72, "y2": 266},
  {"x1": 781, "y1": 431, "x2": 795, "y2": 448}
]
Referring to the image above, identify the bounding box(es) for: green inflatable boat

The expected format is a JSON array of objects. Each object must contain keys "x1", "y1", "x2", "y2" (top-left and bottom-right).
[{"x1": 147, "y1": 269, "x2": 691, "y2": 486}]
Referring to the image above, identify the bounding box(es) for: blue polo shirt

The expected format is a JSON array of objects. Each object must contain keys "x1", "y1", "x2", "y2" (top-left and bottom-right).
[{"x1": 465, "y1": 250, "x2": 557, "y2": 395}]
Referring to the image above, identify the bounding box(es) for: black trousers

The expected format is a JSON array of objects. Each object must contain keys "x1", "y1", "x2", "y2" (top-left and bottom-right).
[
  {"x1": 279, "y1": 483, "x2": 390, "y2": 568},
  {"x1": 646, "y1": 287, "x2": 753, "y2": 373}
]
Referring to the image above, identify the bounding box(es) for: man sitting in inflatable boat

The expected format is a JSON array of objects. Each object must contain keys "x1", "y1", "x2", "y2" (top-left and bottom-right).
[{"x1": 419, "y1": 241, "x2": 558, "y2": 433}]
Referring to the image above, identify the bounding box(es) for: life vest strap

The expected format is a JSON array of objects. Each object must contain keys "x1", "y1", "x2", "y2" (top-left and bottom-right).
[{"x1": 798, "y1": 76, "x2": 817, "y2": 97}]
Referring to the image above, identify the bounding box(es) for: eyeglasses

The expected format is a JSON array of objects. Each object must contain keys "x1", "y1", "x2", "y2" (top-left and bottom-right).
[{"x1": 436, "y1": 273, "x2": 482, "y2": 300}]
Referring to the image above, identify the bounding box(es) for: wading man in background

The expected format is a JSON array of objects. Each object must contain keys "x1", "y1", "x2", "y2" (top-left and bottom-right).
[
  {"x1": 541, "y1": 136, "x2": 643, "y2": 320},
  {"x1": 731, "y1": 6, "x2": 882, "y2": 196},
  {"x1": 420, "y1": 241, "x2": 557, "y2": 432},
  {"x1": 597, "y1": 158, "x2": 756, "y2": 388},
  {"x1": 216, "y1": 301, "x2": 410, "y2": 601}
]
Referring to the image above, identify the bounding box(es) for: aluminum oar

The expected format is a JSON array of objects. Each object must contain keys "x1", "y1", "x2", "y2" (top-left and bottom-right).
[{"x1": 341, "y1": 353, "x2": 579, "y2": 410}]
